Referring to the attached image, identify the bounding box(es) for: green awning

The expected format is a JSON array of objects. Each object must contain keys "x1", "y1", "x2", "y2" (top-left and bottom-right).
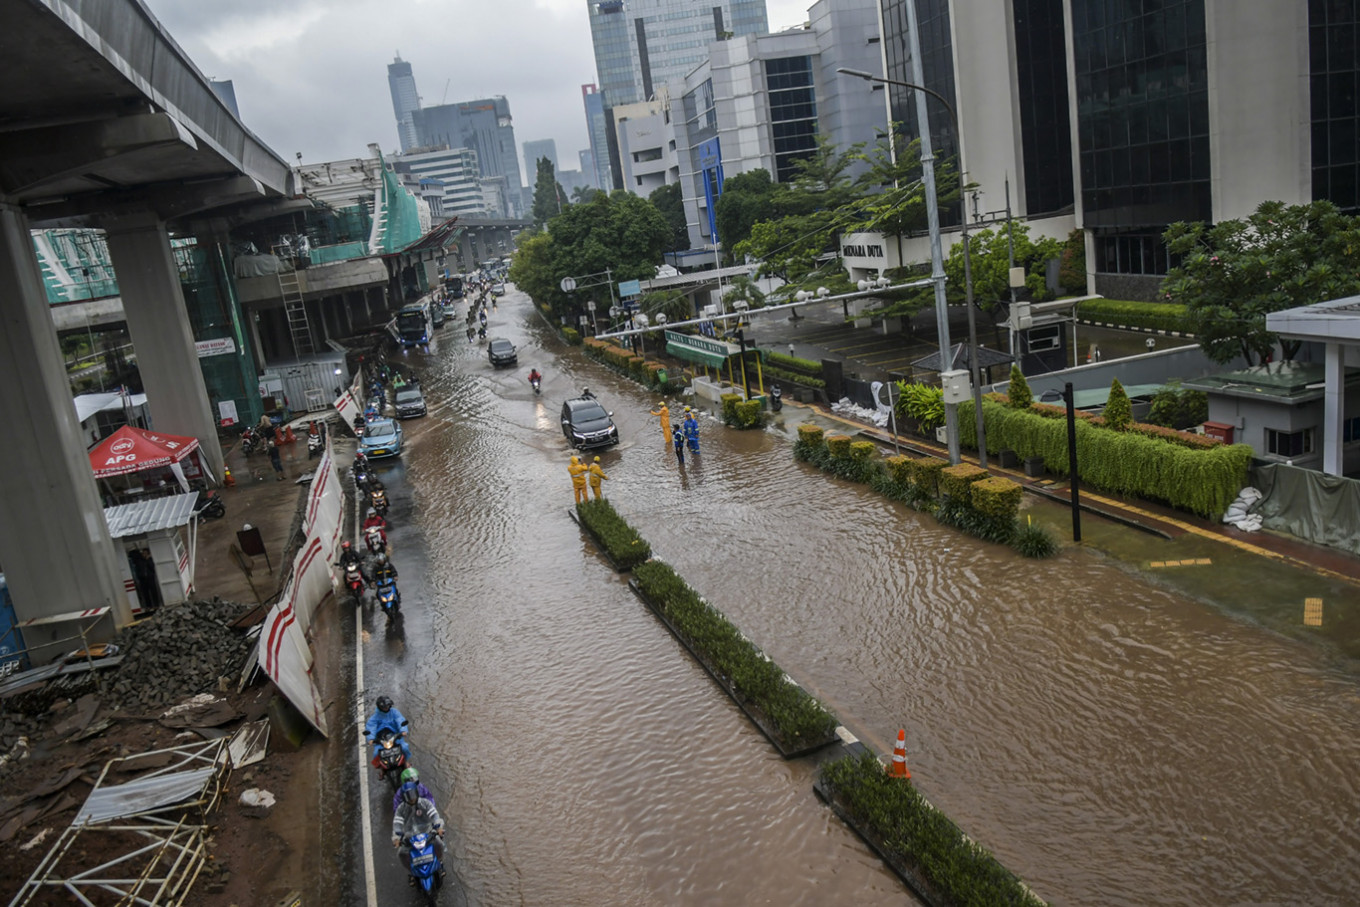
[{"x1": 665, "y1": 341, "x2": 728, "y2": 368}]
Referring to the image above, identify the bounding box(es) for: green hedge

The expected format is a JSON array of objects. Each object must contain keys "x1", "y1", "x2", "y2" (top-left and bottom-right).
[
  {"x1": 721, "y1": 393, "x2": 766, "y2": 429},
  {"x1": 765, "y1": 350, "x2": 823, "y2": 376},
  {"x1": 820, "y1": 753, "x2": 1046, "y2": 907},
  {"x1": 575, "y1": 498, "x2": 651, "y2": 570},
  {"x1": 959, "y1": 398, "x2": 1252, "y2": 518},
  {"x1": 563, "y1": 327, "x2": 582, "y2": 345},
  {"x1": 1076, "y1": 299, "x2": 1192, "y2": 334},
  {"x1": 633, "y1": 560, "x2": 837, "y2": 751},
  {"x1": 764, "y1": 364, "x2": 826, "y2": 390}
]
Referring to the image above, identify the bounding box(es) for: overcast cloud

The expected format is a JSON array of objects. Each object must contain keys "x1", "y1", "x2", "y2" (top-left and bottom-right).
[{"x1": 142, "y1": 0, "x2": 817, "y2": 184}]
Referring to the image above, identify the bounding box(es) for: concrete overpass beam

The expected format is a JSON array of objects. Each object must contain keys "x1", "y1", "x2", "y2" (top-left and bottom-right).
[
  {"x1": 104, "y1": 215, "x2": 225, "y2": 479},
  {"x1": 0, "y1": 203, "x2": 131, "y2": 631}
]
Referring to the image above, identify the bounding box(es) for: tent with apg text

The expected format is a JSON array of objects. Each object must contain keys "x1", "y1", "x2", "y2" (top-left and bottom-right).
[{"x1": 88, "y1": 425, "x2": 211, "y2": 493}]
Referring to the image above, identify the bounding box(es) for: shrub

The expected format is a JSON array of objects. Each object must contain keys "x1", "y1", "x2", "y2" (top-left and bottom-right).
[
  {"x1": 794, "y1": 424, "x2": 827, "y2": 463},
  {"x1": 575, "y1": 498, "x2": 651, "y2": 570},
  {"x1": 820, "y1": 752, "x2": 1047, "y2": 907},
  {"x1": 721, "y1": 394, "x2": 765, "y2": 429},
  {"x1": 826, "y1": 434, "x2": 853, "y2": 458},
  {"x1": 939, "y1": 463, "x2": 988, "y2": 503},
  {"x1": 1058, "y1": 229, "x2": 1086, "y2": 294},
  {"x1": 1076, "y1": 298, "x2": 1192, "y2": 333},
  {"x1": 633, "y1": 560, "x2": 838, "y2": 750},
  {"x1": 897, "y1": 382, "x2": 945, "y2": 431},
  {"x1": 1104, "y1": 378, "x2": 1132, "y2": 430},
  {"x1": 1007, "y1": 364, "x2": 1032, "y2": 409},
  {"x1": 1012, "y1": 516, "x2": 1059, "y2": 558},
  {"x1": 563, "y1": 327, "x2": 582, "y2": 346},
  {"x1": 971, "y1": 477, "x2": 1023, "y2": 522},
  {"x1": 885, "y1": 455, "x2": 915, "y2": 486},
  {"x1": 912, "y1": 457, "x2": 947, "y2": 497},
  {"x1": 766, "y1": 350, "x2": 823, "y2": 376},
  {"x1": 1146, "y1": 383, "x2": 1208, "y2": 429},
  {"x1": 934, "y1": 498, "x2": 1016, "y2": 544}
]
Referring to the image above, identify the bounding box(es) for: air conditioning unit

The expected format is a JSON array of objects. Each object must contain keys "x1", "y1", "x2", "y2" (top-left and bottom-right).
[{"x1": 1010, "y1": 302, "x2": 1033, "y2": 331}]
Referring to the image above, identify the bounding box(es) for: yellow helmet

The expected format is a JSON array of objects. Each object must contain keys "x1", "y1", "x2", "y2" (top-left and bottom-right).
[{"x1": 593, "y1": 456, "x2": 600, "y2": 463}]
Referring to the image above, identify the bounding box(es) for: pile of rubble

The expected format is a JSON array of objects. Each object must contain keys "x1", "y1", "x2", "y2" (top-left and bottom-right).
[{"x1": 107, "y1": 598, "x2": 256, "y2": 714}]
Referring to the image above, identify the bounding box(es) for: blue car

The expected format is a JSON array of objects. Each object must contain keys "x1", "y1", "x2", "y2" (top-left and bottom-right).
[{"x1": 359, "y1": 418, "x2": 403, "y2": 458}]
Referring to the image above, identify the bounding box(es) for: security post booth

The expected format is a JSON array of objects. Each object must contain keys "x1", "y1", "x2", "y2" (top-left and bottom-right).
[
  {"x1": 102, "y1": 494, "x2": 200, "y2": 613},
  {"x1": 664, "y1": 331, "x2": 745, "y2": 404}
]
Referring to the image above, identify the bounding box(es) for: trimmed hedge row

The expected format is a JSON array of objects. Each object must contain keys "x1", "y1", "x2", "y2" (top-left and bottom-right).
[
  {"x1": 764, "y1": 364, "x2": 827, "y2": 390},
  {"x1": 633, "y1": 560, "x2": 837, "y2": 753},
  {"x1": 575, "y1": 498, "x2": 651, "y2": 570},
  {"x1": 765, "y1": 350, "x2": 823, "y2": 376},
  {"x1": 582, "y1": 337, "x2": 681, "y2": 393},
  {"x1": 959, "y1": 398, "x2": 1253, "y2": 518},
  {"x1": 721, "y1": 393, "x2": 766, "y2": 429},
  {"x1": 1075, "y1": 298, "x2": 1191, "y2": 334},
  {"x1": 820, "y1": 752, "x2": 1046, "y2": 907}
]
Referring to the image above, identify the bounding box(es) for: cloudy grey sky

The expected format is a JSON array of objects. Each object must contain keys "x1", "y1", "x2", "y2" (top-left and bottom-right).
[{"x1": 142, "y1": 0, "x2": 817, "y2": 184}]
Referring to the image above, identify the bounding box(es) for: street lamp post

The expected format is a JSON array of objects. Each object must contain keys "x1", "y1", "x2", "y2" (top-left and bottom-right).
[{"x1": 839, "y1": 61, "x2": 987, "y2": 467}]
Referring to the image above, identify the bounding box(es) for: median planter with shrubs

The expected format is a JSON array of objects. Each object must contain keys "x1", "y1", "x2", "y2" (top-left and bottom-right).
[
  {"x1": 720, "y1": 393, "x2": 767, "y2": 429},
  {"x1": 631, "y1": 559, "x2": 839, "y2": 758},
  {"x1": 571, "y1": 499, "x2": 652, "y2": 571},
  {"x1": 817, "y1": 752, "x2": 1046, "y2": 907}
]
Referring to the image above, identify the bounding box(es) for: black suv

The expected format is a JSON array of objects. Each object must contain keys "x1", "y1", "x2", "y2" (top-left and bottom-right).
[
  {"x1": 394, "y1": 386, "x2": 427, "y2": 419},
  {"x1": 488, "y1": 338, "x2": 517, "y2": 367},
  {"x1": 561, "y1": 395, "x2": 619, "y2": 450}
]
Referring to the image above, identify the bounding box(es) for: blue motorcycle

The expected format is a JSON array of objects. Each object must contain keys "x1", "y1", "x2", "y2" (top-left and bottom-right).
[
  {"x1": 405, "y1": 830, "x2": 444, "y2": 903},
  {"x1": 375, "y1": 577, "x2": 401, "y2": 622}
]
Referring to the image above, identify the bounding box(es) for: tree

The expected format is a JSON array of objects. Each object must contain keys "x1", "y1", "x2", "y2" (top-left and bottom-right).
[
  {"x1": 1104, "y1": 378, "x2": 1132, "y2": 430},
  {"x1": 572, "y1": 185, "x2": 604, "y2": 204},
  {"x1": 713, "y1": 169, "x2": 778, "y2": 253},
  {"x1": 1163, "y1": 199, "x2": 1360, "y2": 365},
  {"x1": 648, "y1": 183, "x2": 690, "y2": 252},
  {"x1": 639, "y1": 289, "x2": 694, "y2": 326},
  {"x1": 531, "y1": 157, "x2": 567, "y2": 229},
  {"x1": 1006, "y1": 364, "x2": 1032, "y2": 409}
]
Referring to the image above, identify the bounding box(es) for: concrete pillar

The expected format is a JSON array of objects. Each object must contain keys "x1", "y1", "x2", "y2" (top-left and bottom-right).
[
  {"x1": 104, "y1": 216, "x2": 225, "y2": 479},
  {"x1": 0, "y1": 203, "x2": 131, "y2": 633},
  {"x1": 1323, "y1": 342, "x2": 1344, "y2": 476}
]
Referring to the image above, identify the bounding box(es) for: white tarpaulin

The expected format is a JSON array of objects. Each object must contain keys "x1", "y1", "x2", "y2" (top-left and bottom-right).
[{"x1": 256, "y1": 441, "x2": 342, "y2": 736}]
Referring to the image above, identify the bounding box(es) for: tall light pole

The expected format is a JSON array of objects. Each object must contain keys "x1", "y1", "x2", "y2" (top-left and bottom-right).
[{"x1": 838, "y1": 63, "x2": 987, "y2": 467}]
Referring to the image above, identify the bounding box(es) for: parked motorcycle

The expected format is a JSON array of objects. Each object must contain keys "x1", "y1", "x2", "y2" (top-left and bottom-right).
[
  {"x1": 374, "y1": 576, "x2": 401, "y2": 622},
  {"x1": 307, "y1": 427, "x2": 323, "y2": 459},
  {"x1": 364, "y1": 524, "x2": 388, "y2": 556},
  {"x1": 369, "y1": 727, "x2": 407, "y2": 793},
  {"x1": 344, "y1": 563, "x2": 365, "y2": 607},
  {"x1": 404, "y1": 830, "x2": 446, "y2": 904},
  {"x1": 770, "y1": 383, "x2": 783, "y2": 413},
  {"x1": 192, "y1": 489, "x2": 226, "y2": 520}
]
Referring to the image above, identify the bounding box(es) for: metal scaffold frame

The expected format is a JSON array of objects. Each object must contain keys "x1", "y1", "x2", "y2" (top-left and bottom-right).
[{"x1": 9, "y1": 738, "x2": 232, "y2": 906}]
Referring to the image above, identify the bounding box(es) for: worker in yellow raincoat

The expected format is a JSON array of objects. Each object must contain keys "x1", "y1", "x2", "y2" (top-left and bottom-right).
[
  {"x1": 587, "y1": 456, "x2": 609, "y2": 500},
  {"x1": 649, "y1": 401, "x2": 671, "y2": 445},
  {"x1": 568, "y1": 455, "x2": 589, "y2": 504}
]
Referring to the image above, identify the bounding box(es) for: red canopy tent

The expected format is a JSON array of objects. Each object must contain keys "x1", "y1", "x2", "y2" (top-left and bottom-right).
[{"x1": 89, "y1": 426, "x2": 209, "y2": 493}]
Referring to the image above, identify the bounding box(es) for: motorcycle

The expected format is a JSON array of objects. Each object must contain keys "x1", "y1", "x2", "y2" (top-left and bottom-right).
[
  {"x1": 368, "y1": 727, "x2": 407, "y2": 793},
  {"x1": 307, "y1": 428, "x2": 323, "y2": 459},
  {"x1": 343, "y1": 562, "x2": 365, "y2": 607},
  {"x1": 192, "y1": 489, "x2": 226, "y2": 521},
  {"x1": 353, "y1": 415, "x2": 366, "y2": 438},
  {"x1": 529, "y1": 375, "x2": 541, "y2": 395},
  {"x1": 770, "y1": 383, "x2": 782, "y2": 412},
  {"x1": 241, "y1": 427, "x2": 262, "y2": 455},
  {"x1": 370, "y1": 488, "x2": 389, "y2": 519},
  {"x1": 364, "y1": 524, "x2": 388, "y2": 556},
  {"x1": 374, "y1": 576, "x2": 401, "y2": 622},
  {"x1": 404, "y1": 830, "x2": 445, "y2": 904},
  {"x1": 353, "y1": 458, "x2": 371, "y2": 491}
]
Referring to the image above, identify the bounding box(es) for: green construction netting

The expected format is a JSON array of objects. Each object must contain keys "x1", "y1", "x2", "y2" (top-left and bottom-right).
[
  {"x1": 309, "y1": 241, "x2": 370, "y2": 265},
  {"x1": 375, "y1": 164, "x2": 424, "y2": 254}
]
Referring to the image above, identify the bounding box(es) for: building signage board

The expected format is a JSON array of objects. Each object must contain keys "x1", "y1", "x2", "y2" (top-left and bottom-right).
[
  {"x1": 195, "y1": 337, "x2": 236, "y2": 358},
  {"x1": 839, "y1": 231, "x2": 901, "y2": 273},
  {"x1": 663, "y1": 330, "x2": 740, "y2": 357},
  {"x1": 618, "y1": 279, "x2": 642, "y2": 298}
]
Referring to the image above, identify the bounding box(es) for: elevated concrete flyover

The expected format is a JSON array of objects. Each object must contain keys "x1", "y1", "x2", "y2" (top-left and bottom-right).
[{"x1": 0, "y1": 0, "x2": 297, "y2": 639}]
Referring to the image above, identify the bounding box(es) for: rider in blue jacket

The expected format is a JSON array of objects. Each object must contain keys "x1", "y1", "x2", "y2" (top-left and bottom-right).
[{"x1": 364, "y1": 695, "x2": 411, "y2": 760}]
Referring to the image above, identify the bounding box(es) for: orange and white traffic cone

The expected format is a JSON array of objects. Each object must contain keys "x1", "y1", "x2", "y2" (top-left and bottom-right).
[
  {"x1": 888, "y1": 728, "x2": 911, "y2": 779},
  {"x1": 223, "y1": 467, "x2": 235, "y2": 487},
  {"x1": 283, "y1": 425, "x2": 297, "y2": 444}
]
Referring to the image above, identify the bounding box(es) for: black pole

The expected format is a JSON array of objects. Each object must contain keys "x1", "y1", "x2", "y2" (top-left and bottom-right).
[
  {"x1": 736, "y1": 330, "x2": 751, "y2": 399},
  {"x1": 1063, "y1": 381, "x2": 1081, "y2": 542}
]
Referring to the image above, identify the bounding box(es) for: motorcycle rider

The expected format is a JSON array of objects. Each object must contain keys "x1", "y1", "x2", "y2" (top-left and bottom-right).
[
  {"x1": 338, "y1": 540, "x2": 363, "y2": 572},
  {"x1": 390, "y1": 766, "x2": 435, "y2": 812},
  {"x1": 362, "y1": 507, "x2": 387, "y2": 534},
  {"x1": 392, "y1": 780, "x2": 445, "y2": 883},
  {"x1": 528, "y1": 368, "x2": 542, "y2": 388},
  {"x1": 363, "y1": 695, "x2": 411, "y2": 763}
]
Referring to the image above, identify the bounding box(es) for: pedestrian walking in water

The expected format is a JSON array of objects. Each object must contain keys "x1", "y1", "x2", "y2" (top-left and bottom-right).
[
  {"x1": 587, "y1": 456, "x2": 609, "y2": 500},
  {"x1": 672, "y1": 425, "x2": 686, "y2": 465}
]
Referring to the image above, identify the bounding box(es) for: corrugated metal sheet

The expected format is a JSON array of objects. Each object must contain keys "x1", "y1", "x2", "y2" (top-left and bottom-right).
[{"x1": 103, "y1": 494, "x2": 198, "y2": 539}]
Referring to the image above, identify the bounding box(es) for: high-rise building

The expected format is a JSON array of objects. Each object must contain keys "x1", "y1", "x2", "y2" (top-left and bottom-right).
[
  {"x1": 581, "y1": 84, "x2": 612, "y2": 191},
  {"x1": 877, "y1": 0, "x2": 1346, "y2": 302},
  {"x1": 522, "y1": 139, "x2": 559, "y2": 183},
  {"x1": 412, "y1": 97, "x2": 526, "y2": 218},
  {"x1": 587, "y1": 0, "x2": 770, "y2": 189},
  {"x1": 579, "y1": 148, "x2": 598, "y2": 188},
  {"x1": 387, "y1": 55, "x2": 421, "y2": 153},
  {"x1": 394, "y1": 146, "x2": 495, "y2": 218}
]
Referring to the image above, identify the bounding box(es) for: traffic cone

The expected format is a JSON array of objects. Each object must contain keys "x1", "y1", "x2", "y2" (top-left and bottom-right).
[
  {"x1": 223, "y1": 467, "x2": 235, "y2": 487},
  {"x1": 283, "y1": 425, "x2": 297, "y2": 444},
  {"x1": 888, "y1": 729, "x2": 910, "y2": 779}
]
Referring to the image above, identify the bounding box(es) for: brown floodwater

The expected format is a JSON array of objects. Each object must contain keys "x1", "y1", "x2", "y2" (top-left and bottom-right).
[{"x1": 361, "y1": 290, "x2": 1360, "y2": 906}]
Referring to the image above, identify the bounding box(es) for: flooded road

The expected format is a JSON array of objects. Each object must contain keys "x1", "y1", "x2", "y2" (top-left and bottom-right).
[{"x1": 359, "y1": 288, "x2": 1360, "y2": 906}]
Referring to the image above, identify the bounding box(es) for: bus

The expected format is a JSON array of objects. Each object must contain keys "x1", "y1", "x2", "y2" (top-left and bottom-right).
[
  {"x1": 396, "y1": 301, "x2": 433, "y2": 347},
  {"x1": 446, "y1": 274, "x2": 464, "y2": 299}
]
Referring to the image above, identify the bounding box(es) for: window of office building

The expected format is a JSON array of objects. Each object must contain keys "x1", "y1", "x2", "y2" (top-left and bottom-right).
[
  {"x1": 1093, "y1": 230, "x2": 1174, "y2": 276},
  {"x1": 1267, "y1": 427, "x2": 1315, "y2": 458},
  {"x1": 1072, "y1": 0, "x2": 1211, "y2": 234},
  {"x1": 1310, "y1": 0, "x2": 1360, "y2": 212},
  {"x1": 1014, "y1": 0, "x2": 1075, "y2": 217},
  {"x1": 880, "y1": 0, "x2": 957, "y2": 161},
  {"x1": 766, "y1": 56, "x2": 818, "y2": 182}
]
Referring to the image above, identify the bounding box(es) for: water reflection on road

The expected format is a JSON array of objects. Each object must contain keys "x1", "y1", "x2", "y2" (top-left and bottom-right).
[{"x1": 364, "y1": 289, "x2": 1359, "y2": 906}]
